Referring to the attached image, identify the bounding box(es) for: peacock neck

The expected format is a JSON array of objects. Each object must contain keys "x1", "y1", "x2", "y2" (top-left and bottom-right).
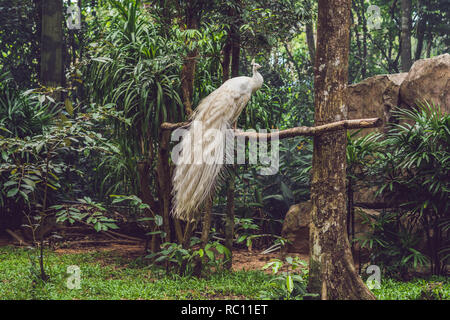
[{"x1": 251, "y1": 70, "x2": 263, "y2": 92}]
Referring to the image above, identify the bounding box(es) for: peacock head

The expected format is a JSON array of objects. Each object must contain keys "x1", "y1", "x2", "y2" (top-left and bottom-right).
[{"x1": 251, "y1": 59, "x2": 262, "y2": 71}]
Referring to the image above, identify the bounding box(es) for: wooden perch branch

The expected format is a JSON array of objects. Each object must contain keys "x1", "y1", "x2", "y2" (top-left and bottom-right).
[
  {"x1": 235, "y1": 118, "x2": 382, "y2": 139},
  {"x1": 161, "y1": 118, "x2": 382, "y2": 139},
  {"x1": 161, "y1": 121, "x2": 190, "y2": 130}
]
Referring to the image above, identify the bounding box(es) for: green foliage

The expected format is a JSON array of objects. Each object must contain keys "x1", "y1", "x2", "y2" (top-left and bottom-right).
[
  {"x1": 0, "y1": 246, "x2": 272, "y2": 300},
  {"x1": 53, "y1": 197, "x2": 118, "y2": 232},
  {"x1": 379, "y1": 102, "x2": 449, "y2": 275},
  {"x1": 229, "y1": 137, "x2": 312, "y2": 239},
  {"x1": 260, "y1": 256, "x2": 312, "y2": 300},
  {"x1": 146, "y1": 239, "x2": 231, "y2": 276},
  {"x1": 109, "y1": 194, "x2": 150, "y2": 211},
  {"x1": 353, "y1": 102, "x2": 449, "y2": 277},
  {"x1": 417, "y1": 281, "x2": 447, "y2": 300},
  {"x1": 0, "y1": 248, "x2": 447, "y2": 300},
  {"x1": 234, "y1": 217, "x2": 260, "y2": 246},
  {"x1": 85, "y1": 0, "x2": 184, "y2": 139},
  {"x1": 0, "y1": 1, "x2": 40, "y2": 87},
  {"x1": 234, "y1": 219, "x2": 286, "y2": 252},
  {"x1": 347, "y1": 131, "x2": 384, "y2": 177},
  {"x1": 146, "y1": 242, "x2": 195, "y2": 275},
  {"x1": 349, "y1": 0, "x2": 449, "y2": 82},
  {"x1": 356, "y1": 210, "x2": 430, "y2": 279},
  {"x1": 0, "y1": 78, "x2": 57, "y2": 138},
  {"x1": 82, "y1": 0, "x2": 185, "y2": 197},
  {"x1": 0, "y1": 99, "x2": 115, "y2": 209},
  {"x1": 200, "y1": 241, "x2": 232, "y2": 271},
  {"x1": 372, "y1": 276, "x2": 450, "y2": 300}
]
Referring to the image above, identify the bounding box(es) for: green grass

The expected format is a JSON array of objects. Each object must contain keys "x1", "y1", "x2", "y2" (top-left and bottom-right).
[
  {"x1": 373, "y1": 277, "x2": 450, "y2": 300},
  {"x1": 0, "y1": 246, "x2": 272, "y2": 300},
  {"x1": 0, "y1": 246, "x2": 448, "y2": 300}
]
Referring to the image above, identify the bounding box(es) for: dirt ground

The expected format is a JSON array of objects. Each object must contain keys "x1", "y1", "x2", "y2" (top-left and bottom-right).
[
  {"x1": 0, "y1": 234, "x2": 309, "y2": 272},
  {"x1": 51, "y1": 243, "x2": 309, "y2": 272}
]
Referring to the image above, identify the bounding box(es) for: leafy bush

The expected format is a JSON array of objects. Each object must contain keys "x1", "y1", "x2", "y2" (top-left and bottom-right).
[
  {"x1": 355, "y1": 102, "x2": 449, "y2": 277},
  {"x1": 146, "y1": 238, "x2": 231, "y2": 277},
  {"x1": 0, "y1": 1, "x2": 40, "y2": 88},
  {"x1": 83, "y1": 0, "x2": 184, "y2": 197},
  {"x1": 0, "y1": 76, "x2": 57, "y2": 138},
  {"x1": 260, "y1": 256, "x2": 313, "y2": 300},
  {"x1": 372, "y1": 276, "x2": 450, "y2": 300},
  {"x1": 378, "y1": 102, "x2": 449, "y2": 275},
  {"x1": 0, "y1": 89, "x2": 121, "y2": 280},
  {"x1": 357, "y1": 210, "x2": 430, "y2": 279}
]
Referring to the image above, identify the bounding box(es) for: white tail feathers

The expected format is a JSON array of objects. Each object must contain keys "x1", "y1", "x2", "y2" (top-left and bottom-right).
[
  {"x1": 171, "y1": 62, "x2": 263, "y2": 220},
  {"x1": 171, "y1": 88, "x2": 234, "y2": 221}
]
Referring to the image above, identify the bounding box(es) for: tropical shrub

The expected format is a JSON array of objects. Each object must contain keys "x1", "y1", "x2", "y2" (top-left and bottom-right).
[
  {"x1": 356, "y1": 102, "x2": 449, "y2": 277},
  {"x1": 379, "y1": 103, "x2": 449, "y2": 275},
  {"x1": 260, "y1": 256, "x2": 313, "y2": 300}
]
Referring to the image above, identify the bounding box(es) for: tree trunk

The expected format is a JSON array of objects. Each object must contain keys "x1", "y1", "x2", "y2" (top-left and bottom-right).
[
  {"x1": 224, "y1": 1, "x2": 241, "y2": 270},
  {"x1": 180, "y1": 1, "x2": 202, "y2": 117},
  {"x1": 305, "y1": 22, "x2": 316, "y2": 66},
  {"x1": 138, "y1": 158, "x2": 160, "y2": 251},
  {"x1": 222, "y1": 34, "x2": 232, "y2": 82},
  {"x1": 307, "y1": 0, "x2": 375, "y2": 300},
  {"x1": 192, "y1": 196, "x2": 213, "y2": 276},
  {"x1": 414, "y1": 0, "x2": 427, "y2": 61},
  {"x1": 224, "y1": 167, "x2": 236, "y2": 270},
  {"x1": 41, "y1": 0, "x2": 63, "y2": 88},
  {"x1": 156, "y1": 130, "x2": 173, "y2": 244},
  {"x1": 352, "y1": 3, "x2": 362, "y2": 79},
  {"x1": 426, "y1": 31, "x2": 433, "y2": 58},
  {"x1": 230, "y1": 0, "x2": 241, "y2": 78},
  {"x1": 400, "y1": 0, "x2": 412, "y2": 71},
  {"x1": 347, "y1": 178, "x2": 355, "y2": 257},
  {"x1": 201, "y1": 197, "x2": 213, "y2": 247},
  {"x1": 305, "y1": 0, "x2": 315, "y2": 66},
  {"x1": 230, "y1": 28, "x2": 240, "y2": 78},
  {"x1": 181, "y1": 50, "x2": 197, "y2": 117},
  {"x1": 359, "y1": 0, "x2": 367, "y2": 78}
]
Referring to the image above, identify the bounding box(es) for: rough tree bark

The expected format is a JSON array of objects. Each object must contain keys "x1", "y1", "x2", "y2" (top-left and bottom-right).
[
  {"x1": 305, "y1": 22, "x2": 316, "y2": 66},
  {"x1": 358, "y1": 0, "x2": 367, "y2": 78},
  {"x1": 222, "y1": 33, "x2": 232, "y2": 82},
  {"x1": 180, "y1": 0, "x2": 203, "y2": 116},
  {"x1": 156, "y1": 130, "x2": 173, "y2": 245},
  {"x1": 224, "y1": 0, "x2": 241, "y2": 269},
  {"x1": 138, "y1": 157, "x2": 160, "y2": 251},
  {"x1": 307, "y1": 0, "x2": 376, "y2": 300},
  {"x1": 400, "y1": 0, "x2": 412, "y2": 71},
  {"x1": 415, "y1": 0, "x2": 427, "y2": 61},
  {"x1": 305, "y1": 0, "x2": 316, "y2": 66},
  {"x1": 41, "y1": 0, "x2": 63, "y2": 88},
  {"x1": 426, "y1": 31, "x2": 433, "y2": 58}
]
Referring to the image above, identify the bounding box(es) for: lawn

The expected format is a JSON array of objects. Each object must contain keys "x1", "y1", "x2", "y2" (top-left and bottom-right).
[
  {"x1": 0, "y1": 246, "x2": 273, "y2": 300},
  {"x1": 0, "y1": 246, "x2": 448, "y2": 300}
]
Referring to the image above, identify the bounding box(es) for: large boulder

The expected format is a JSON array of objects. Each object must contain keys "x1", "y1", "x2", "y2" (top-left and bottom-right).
[
  {"x1": 347, "y1": 55, "x2": 450, "y2": 207},
  {"x1": 347, "y1": 73, "x2": 407, "y2": 135},
  {"x1": 400, "y1": 53, "x2": 450, "y2": 113},
  {"x1": 347, "y1": 74, "x2": 407, "y2": 205},
  {"x1": 281, "y1": 201, "x2": 311, "y2": 254}
]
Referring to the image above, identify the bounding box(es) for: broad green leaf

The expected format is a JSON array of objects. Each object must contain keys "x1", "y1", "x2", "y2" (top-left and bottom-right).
[
  {"x1": 7, "y1": 188, "x2": 19, "y2": 198},
  {"x1": 65, "y1": 98, "x2": 74, "y2": 116},
  {"x1": 286, "y1": 274, "x2": 294, "y2": 293}
]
